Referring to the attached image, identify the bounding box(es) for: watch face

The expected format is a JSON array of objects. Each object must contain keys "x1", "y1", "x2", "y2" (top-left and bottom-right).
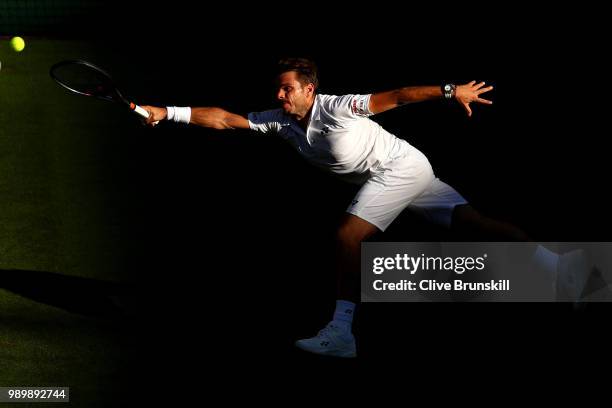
[{"x1": 444, "y1": 85, "x2": 452, "y2": 91}]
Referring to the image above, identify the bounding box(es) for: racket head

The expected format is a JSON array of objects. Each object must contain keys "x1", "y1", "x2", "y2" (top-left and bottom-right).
[{"x1": 49, "y1": 60, "x2": 129, "y2": 106}]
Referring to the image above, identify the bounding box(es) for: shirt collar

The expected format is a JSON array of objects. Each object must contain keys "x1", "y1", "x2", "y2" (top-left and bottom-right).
[
  {"x1": 311, "y1": 94, "x2": 321, "y2": 121},
  {"x1": 281, "y1": 94, "x2": 321, "y2": 136}
]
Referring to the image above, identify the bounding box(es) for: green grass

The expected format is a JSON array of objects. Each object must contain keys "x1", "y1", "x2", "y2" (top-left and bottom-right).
[
  {"x1": 1, "y1": 38, "x2": 136, "y2": 406},
  {"x1": 0, "y1": 38, "x2": 128, "y2": 278},
  {"x1": 0, "y1": 291, "x2": 128, "y2": 407}
]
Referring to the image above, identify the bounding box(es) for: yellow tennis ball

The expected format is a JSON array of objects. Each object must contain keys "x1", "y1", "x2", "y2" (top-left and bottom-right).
[{"x1": 10, "y1": 37, "x2": 25, "y2": 52}]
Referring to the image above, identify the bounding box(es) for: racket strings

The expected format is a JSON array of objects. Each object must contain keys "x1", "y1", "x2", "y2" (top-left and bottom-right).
[{"x1": 51, "y1": 62, "x2": 117, "y2": 100}]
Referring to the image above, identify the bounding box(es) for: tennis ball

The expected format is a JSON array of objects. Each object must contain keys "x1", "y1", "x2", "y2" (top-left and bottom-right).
[{"x1": 10, "y1": 37, "x2": 25, "y2": 52}]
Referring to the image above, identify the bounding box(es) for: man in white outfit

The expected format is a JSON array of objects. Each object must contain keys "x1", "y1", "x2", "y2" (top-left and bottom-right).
[{"x1": 143, "y1": 58, "x2": 584, "y2": 359}]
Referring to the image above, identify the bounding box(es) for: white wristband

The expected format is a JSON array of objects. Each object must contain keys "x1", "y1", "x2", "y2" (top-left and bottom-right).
[{"x1": 166, "y1": 106, "x2": 191, "y2": 124}]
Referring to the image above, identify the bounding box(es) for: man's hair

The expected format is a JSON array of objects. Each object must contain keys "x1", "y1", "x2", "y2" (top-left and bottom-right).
[{"x1": 277, "y1": 57, "x2": 319, "y2": 90}]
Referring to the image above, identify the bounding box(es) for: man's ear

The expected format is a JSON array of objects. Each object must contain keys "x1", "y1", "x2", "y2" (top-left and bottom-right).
[{"x1": 306, "y1": 83, "x2": 315, "y2": 96}]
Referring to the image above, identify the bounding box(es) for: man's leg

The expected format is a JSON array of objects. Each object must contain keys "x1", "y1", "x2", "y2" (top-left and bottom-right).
[
  {"x1": 450, "y1": 204, "x2": 592, "y2": 301},
  {"x1": 295, "y1": 214, "x2": 379, "y2": 358},
  {"x1": 450, "y1": 204, "x2": 532, "y2": 241},
  {"x1": 336, "y1": 214, "x2": 380, "y2": 302},
  {"x1": 295, "y1": 145, "x2": 434, "y2": 357}
]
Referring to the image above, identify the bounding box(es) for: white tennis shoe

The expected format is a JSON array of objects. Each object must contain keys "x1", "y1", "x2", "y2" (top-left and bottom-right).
[
  {"x1": 557, "y1": 249, "x2": 591, "y2": 302},
  {"x1": 295, "y1": 323, "x2": 357, "y2": 358}
]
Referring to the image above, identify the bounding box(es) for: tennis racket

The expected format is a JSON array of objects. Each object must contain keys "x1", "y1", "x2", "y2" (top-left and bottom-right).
[{"x1": 50, "y1": 59, "x2": 157, "y2": 123}]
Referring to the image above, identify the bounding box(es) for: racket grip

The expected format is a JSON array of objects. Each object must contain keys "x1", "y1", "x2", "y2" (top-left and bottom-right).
[
  {"x1": 130, "y1": 102, "x2": 150, "y2": 118},
  {"x1": 130, "y1": 102, "x2": 159, "y2": 125}
]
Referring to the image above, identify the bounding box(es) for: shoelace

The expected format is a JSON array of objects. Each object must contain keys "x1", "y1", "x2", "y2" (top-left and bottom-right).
[{"x1": 316, "y1": 324, "x2": 337, "y2": 338}]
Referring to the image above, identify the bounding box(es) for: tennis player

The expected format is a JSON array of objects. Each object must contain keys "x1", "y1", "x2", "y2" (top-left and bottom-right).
[{"x1": 141, "y1": 58, "x2": 590, "y2": 358}]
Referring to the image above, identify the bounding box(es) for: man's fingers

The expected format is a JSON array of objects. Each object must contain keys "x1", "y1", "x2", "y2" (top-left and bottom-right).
[
  {"x1": 476, "y1": 85, "x2": 494, "y2": 95},
  {"x1": 462, "y1": 102, "x2": 473, "y2": 117},
  {"x1": 137, "y1": 105, "x2": 161, "y2": 127},
  {"x1": 473, "y1": 81, "x2": 487, "y2": 90},
  {"x1": 139, "y1": 109, "x2": 150, "y2": 126},
  {"x1": 145, "y1": 108, "x2": 156, "y2": 126},
  {"x1": 476, "y1": 97, "x2": 493, "y2": 105},
  {"x1": 468, "y1": 80, "x2": 476, "y2": 86}
]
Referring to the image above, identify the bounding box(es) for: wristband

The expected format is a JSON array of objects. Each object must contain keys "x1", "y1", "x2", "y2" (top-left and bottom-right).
[{"x1": 166, "y1": 106, "x2": 191, "y2": 124}]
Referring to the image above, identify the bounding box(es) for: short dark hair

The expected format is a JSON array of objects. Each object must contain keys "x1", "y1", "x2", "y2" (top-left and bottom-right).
[{"x1": 277, "y1": 57, "x2": 319, "y2": 90}]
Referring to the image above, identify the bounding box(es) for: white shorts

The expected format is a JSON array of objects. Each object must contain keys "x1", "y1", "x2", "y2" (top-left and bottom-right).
[{"x1": 346, "y1": 145, "x2": 468, "y2": 231}]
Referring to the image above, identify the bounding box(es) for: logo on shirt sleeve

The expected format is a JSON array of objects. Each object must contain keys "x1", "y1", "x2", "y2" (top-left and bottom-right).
[{"x1": 351, "y1": 97, "x2": 369, "y2": 116}]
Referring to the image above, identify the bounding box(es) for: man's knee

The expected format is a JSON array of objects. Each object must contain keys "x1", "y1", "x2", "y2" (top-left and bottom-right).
[
  {"x1": 336, "y1": 215, "x2": 379, "y2": 248},
  {"x1": 451, "y1": 204, "x2": 482, "y2": 229},
  {"x1": 451, "y1": 204, "x2": 491, "y2": 236},
  {"x1": 336, "y1": 226, "x2": 362, "y2": 249}
]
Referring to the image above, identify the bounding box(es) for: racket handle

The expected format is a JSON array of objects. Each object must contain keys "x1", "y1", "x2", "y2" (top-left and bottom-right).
[
  {"x1": 130, "y1": 102, "x2": 150, "y2": 118},
  {"x1": 130, "y1": 102, "x2": 159, "y2": 125}
]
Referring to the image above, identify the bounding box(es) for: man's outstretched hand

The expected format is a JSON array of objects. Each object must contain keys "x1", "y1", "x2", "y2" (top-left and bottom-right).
[{"x1": 455, "y1": 81, "x2": 494, "y2": 117}]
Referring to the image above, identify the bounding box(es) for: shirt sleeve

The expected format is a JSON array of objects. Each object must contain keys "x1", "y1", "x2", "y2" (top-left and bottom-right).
[
  {"x1": 247, "y1": 109, "x2": 284, "y2": 134},
  {"x1": 322, "y1": 94, "x2": 374, "y2": 122}
]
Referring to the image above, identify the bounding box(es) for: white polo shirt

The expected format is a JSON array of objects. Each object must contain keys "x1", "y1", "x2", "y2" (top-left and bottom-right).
[{"x1": 248, "y1": 94, "x2": 409, "y2": 184}]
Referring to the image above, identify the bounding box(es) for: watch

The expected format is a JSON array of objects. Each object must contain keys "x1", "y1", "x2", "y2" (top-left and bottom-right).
[{"x1": 442, "y1": 83, "x2": 457, "y2": 99}]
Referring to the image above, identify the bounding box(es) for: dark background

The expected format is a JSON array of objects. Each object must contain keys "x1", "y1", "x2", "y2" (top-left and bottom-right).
[{"x1": 2, "y1": 1, "x2": 610, "y2": 400}]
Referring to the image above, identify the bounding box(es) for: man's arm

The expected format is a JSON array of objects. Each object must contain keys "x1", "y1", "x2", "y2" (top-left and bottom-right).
[
  {"x1": 369, "y1": 81, "x2": 494, "y2": 117},
  {"x1": 142, "y1": 106, "x2": 250, "y2": 129}
]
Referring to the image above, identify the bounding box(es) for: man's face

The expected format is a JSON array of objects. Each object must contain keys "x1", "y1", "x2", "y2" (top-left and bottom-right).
[{"x1": 276, "y1": 71, "x2": 314, "y2": 116}]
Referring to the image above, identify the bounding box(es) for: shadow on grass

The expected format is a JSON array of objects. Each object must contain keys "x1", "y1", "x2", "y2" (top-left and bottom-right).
[{"x1": 0, "y1": 269, "x2": 134, "y2": 318}]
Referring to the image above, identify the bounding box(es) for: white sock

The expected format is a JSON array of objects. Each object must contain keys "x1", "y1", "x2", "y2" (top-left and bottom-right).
[
  {"x1": 533, "y1": 245, "x2": 560, "y2": 280},
  {"x1": 331, "y1": 300, "x2": 355, "y2": 332}
]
